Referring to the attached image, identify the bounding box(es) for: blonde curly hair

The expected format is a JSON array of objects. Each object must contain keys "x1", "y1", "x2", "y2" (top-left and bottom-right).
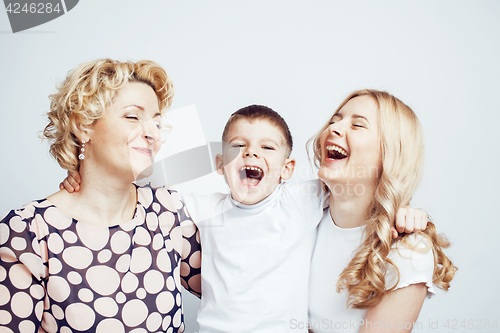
[
  {"x1": 308, "y1": 89, "x2": 456, "y2": 309},
  {"x1": 42, "y1": 59, "x2": 174, "y2": 171}
]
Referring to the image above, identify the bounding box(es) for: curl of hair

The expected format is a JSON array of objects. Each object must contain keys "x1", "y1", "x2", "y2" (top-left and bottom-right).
[
  {"x1": 307, "y1": 89, "x2": 457, "y2": 309},
  {"x1": 42, "y1": 59, "x2": 174, "y2": 170}
]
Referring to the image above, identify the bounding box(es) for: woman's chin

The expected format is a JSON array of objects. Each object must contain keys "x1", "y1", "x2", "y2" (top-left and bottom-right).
[
  {"x1": 133, "y1": 164, "x2": 154, "y2": 181},
  {"x1": 317, "y1": 166, "x2": 344, "y2": 183}
]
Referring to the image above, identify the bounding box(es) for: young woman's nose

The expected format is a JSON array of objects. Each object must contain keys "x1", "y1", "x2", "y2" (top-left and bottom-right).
[{"x1": 329, "y1": 122, "x2": 345, "y2": 137}]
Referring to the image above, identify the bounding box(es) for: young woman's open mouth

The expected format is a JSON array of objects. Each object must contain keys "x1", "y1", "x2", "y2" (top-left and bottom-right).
[
  {"x1": 325, "y1": 143, "x2": 348, "y2": 161},
  {"x1": 238, "y1": 165, "x2": 264, "y2": 187}
]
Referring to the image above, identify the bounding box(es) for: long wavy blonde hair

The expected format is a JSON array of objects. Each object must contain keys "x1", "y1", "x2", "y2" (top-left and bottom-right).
[
  {"x1": 42, "y1": 59, "x2": 174, "y2": 171},
  {"x1": 308, "y1": 89, "x2": 456, "y2": 309}
]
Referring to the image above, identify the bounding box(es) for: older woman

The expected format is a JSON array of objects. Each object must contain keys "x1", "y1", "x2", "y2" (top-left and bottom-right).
[
  {"x1": 0, "y1": 59, "x2": 201, "y2": 332},
  {"x1": 308, "y1": 90, "x2": 456, "y2": 333}
]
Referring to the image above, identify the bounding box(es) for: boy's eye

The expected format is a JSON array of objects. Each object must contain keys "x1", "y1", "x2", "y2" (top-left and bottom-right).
[
  {"x1": 263, "y1": 146, "x2": 275, "y2": 150},
  {"x1": 231, "y1": 144, "x2": 245, "y2": 148}
]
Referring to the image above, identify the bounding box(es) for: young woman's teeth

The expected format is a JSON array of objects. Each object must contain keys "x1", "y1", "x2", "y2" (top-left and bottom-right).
[{"x1": 326, "y1": 145, "x2": 348, "y2": 158}]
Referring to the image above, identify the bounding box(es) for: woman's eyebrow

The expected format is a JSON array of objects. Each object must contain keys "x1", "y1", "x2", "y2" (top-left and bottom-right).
[
  {"x1": 352, "y1": 114, "x2": 370, "y2": 123},
  {"x1": 124, "y1": 104, "x2": 145, "y2": 111}
]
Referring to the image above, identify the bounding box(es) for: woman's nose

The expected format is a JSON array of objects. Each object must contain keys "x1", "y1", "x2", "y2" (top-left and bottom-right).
[
  {"x1": 141, "y1": 120, "x2": 161, "y2": 145},
  {"x1": 329, "y1": 122, "x2": 344, "y2": 137}
]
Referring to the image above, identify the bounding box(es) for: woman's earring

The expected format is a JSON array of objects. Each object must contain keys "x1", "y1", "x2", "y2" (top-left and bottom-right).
[{"x1": 78, "y1": 140, "x2": 85, "y2": 160}]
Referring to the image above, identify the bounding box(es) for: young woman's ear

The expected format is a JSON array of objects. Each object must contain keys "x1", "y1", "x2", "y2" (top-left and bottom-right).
[{"x1": 280, "y1": 158, "x2": 296, "y2": 181}]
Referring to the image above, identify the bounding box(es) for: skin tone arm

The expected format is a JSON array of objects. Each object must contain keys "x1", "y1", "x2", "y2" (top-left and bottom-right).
[{"x1": 360, "y1": 283, "x2": 427, "y2": 333}]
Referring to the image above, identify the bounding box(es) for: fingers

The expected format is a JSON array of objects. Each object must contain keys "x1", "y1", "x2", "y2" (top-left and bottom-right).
[
  {"x1": 391, "y1": 226, "x2": 398, "y2": 239},
  {"x1": 394, "y1": 207, "x2": 429, "y2": 236},
  {"x1": 403, "y1": 208, "x2": 416, "y2": 233},
  {"x1": 395, "y1": 207, "x2": 409, "y2": 234},
  {"x1": 65, "y1": 170, "x2": 81, "y2": 192},
  {"x1": 61, "y1": 178, "x2": 74, "y2": 193},
  {"x1": 414, "y1": 210, "x2": 429, "y2": 231},
  {"x1": 69, "y1": 170, "x2": 81, "y2": 184}
]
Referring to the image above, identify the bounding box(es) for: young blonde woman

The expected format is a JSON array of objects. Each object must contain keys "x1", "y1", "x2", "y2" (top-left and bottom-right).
[
  {"x1": 0, "y1": 59, "x2": 201, "y2": 332},
  {"x1": 308, "y1": 90, "x2": 456, "y2": 333}
]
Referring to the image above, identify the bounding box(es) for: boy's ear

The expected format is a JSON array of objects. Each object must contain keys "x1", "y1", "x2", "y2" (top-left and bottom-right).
[
  {"x1": 280, "y1": 158, "x2": 296, "y2": 181},
  {"x1": 215, "y1": 154, "x2": 225, "y2": 175}
]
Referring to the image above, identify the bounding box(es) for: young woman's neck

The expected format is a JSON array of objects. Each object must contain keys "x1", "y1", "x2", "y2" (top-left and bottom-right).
[{"x1": 328, "y1": 182, "x2": 376, "y2": 229}]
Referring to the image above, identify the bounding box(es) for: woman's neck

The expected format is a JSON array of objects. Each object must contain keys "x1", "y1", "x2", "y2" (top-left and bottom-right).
[
  {"x1": 328, "y1": 182, "x2": 375, "y2": 229},
  {"x1": 49, "y1": 167, "x2": 137, "y2": 227}
]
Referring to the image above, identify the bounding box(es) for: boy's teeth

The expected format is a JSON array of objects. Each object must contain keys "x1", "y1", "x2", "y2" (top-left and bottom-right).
[{"x1": 326, "y1": 145, "x2": 348, "y2": 157}]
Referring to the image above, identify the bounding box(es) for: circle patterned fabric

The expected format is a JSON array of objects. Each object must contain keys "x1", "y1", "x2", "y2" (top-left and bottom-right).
[{"x1": 0, "y1": 184, "x2": 201, "y2": 333}]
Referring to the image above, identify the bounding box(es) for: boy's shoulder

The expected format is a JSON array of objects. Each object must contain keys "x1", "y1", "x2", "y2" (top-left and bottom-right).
[
  {"x1": 178, "y1": 191, "x2": 229, "y2": 224},
  {"x1": 280, "y1": 179, "x2": 325, "y2": 202}
]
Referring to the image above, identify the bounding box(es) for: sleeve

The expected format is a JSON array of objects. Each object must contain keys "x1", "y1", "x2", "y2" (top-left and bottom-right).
[
  {"x1": 385, "y1": 234, "x2": 436, "y2": 299},
  {"x1": 285, "y1": 179, "x2": 329, "y2": 227},
  {"x1": 0, "y1": 208, "x2": 48, "y2": 331},
  {"x1": 174, "y1": 195, "x2": 202, "y2": 298}
]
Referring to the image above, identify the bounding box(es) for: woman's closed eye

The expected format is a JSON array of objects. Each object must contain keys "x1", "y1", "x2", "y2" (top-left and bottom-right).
[{"x1": 126, "y1": 114, "x2": 139, "y2": 120}]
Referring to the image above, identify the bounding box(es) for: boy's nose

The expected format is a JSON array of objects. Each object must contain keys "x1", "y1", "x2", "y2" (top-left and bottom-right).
[{"x1": 244, "y1": 148, "x2": 259, "y2": 158}]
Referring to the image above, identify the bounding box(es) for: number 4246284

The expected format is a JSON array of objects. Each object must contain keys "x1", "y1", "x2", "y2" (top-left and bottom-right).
[
  {"x1": 444, "y1": 319, "x2": 497, "y2": 330},
  {"x1": 5, "y1": 2, "x2": 61, "y2": 14}
]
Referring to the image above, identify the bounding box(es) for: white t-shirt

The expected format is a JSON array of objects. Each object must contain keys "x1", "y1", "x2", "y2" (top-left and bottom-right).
[
  {"x1": 181, "y1": 180, "x2": 326, "y2": 333},
  {"x1": 308, "y1": 209, "x2": 435, "y2": 333}
]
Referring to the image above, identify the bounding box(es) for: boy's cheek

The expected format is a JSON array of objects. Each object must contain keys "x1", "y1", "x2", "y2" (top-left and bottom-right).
[{"x1": 223, "y1": 148, "x2": 241, "y2": 165}]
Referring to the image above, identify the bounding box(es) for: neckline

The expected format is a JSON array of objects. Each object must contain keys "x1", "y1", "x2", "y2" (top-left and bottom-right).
[
  {"x1": 41, "y1": 184, "x2": 141, "y2": 229},
  {"x1": 229, "y1": 182, "x2": 282, "y2": 210},
  {"x1": 326, "y1": 209, "x2": 366, "y2": 232}
]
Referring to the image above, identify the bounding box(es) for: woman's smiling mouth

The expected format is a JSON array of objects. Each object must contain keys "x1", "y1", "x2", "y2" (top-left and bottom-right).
[
  {"x1": 325, "y1": 144, "x2": 348, "y2": 160},
  {"x1": 132, "y1": 147, "x2": 153, "y2": 156}
]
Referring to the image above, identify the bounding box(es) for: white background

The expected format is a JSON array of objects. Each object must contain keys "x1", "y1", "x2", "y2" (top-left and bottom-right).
[{"x1": 1, "y1": 1, "x2": 499, "y2": 332}]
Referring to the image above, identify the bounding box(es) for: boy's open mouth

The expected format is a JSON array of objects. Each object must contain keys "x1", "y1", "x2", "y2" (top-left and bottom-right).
[
  {"x1": 239, "y1": 166, "x2": 264, "y2": 187},
  {"x1": 326, "y1": 144, "x2": 348, "y2": 160}
]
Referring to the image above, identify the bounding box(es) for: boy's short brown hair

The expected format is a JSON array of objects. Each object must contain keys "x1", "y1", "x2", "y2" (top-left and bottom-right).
[{"x1": 221, "y1": 105, "x2": 293, "y2": 156}]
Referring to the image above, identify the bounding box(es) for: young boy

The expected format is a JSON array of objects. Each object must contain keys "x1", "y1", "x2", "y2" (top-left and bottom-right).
[
  {"x1": 62, "y1": 105, "x2": 425, "y2": 333},
  {"x1": 181, "y1": 105, "x2": 326, "y2": 332}
]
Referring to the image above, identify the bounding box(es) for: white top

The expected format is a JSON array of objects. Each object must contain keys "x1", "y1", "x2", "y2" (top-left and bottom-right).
[
  {"x1": 181, "y1": 180, "x2": 327, "y2": 333},
  {"x1": 308, "y1": 209, "x2": 435, "y2": 333}
]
